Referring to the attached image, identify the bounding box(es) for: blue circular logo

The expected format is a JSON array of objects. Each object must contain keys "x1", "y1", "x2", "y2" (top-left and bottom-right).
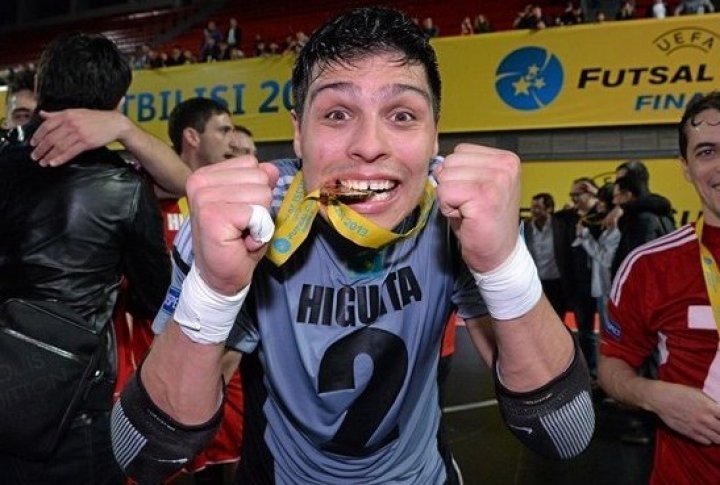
[
  {"x1": 495, "y1": 47, "x2": 563, "y2": 111},
  {"x1": 272, "y1": 238, "x2": 291, "y2": 253}
]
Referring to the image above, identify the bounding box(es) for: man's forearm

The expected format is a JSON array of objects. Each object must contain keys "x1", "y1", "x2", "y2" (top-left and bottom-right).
[
  {"x1": 493, "y1": 296, "x2": 575, "y2": 392},
  {"x1": 141, "y1": 321, "x2": 225, "y2": 424},
  {"x1": 118, "y1": 120, "x2": 190, "y2": 195},
  {"x1": 598, "y1": 355, "x2": 656, "y2": 411}
]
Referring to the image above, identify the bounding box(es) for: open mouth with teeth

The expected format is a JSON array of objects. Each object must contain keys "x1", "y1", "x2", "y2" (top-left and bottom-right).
[{"x1": 320, "y1": 180, "x2": 397, "y2": 202}]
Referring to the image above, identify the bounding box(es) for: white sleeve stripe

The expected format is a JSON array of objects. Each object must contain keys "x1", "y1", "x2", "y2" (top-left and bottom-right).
[
  {"x1": 540, "y1": 391, "x2": 595, "y2": 459},
  {"x1": 111, "y1": 401, "x2": 148, "y2": 470},
  {"x1": 610, "y1": 225, "x2": 695, "y2": 305}
]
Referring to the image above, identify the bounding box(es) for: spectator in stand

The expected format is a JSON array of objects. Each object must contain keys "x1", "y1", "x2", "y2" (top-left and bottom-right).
[
  {"x1": 183, "y1": 49, "x2": 197, "y2": 64},
  {"x1": 217, "y1": 41, "x2": 231, "y2": 61},
  {"x1": 559, "y1": 2, "x2": 584, "y2": 25},
  {"x1": 514, "y1": 4, "x2": 548, "y2": 29},
  {"x1": 282, "y1": 34, "x2": 297, "y2": 55},
  {"x1": 513, "y1": 4, "x2": 535, "y2": 28},
  {"x1": 421, "y1": 16, "x2": 439, "y2": 38},
  {"x1": 201, "y1": 37, "x2": 221, "y2": 62},
  {"x1": 460, "y1": 16, "x2": 473, "y2": 35},
  {"x1": 674, "y1": 0, "x2": 715, "y2": 14},
  {"x1": 253, "y1": 34, "x2": 268, "y2": 57},
  {"x1": 530, "y1": 5, "x2": 549, "y2": 29},
  {"x1": 268, "y1": 41, "x2": 281, "y2": 56},
  {"x1": 132, "y1": 44, "x2": 151, "y2": 69},
  {"x1": 226, "y1": 17, "x2": 241, "y2": 50},
  {"x1": 147, "y1": 48, "x2": 165, "y2": 69},
  {"x1": 229, "y1": 47, "x2": 245, "y2": 60},
  {"x1": 295, "y1": 31, "x2": 309, "y2": 52},
  {"x1": 559, "y1": 2, "x2": 575, "y2": 24},
  {"x1": 473, "y1": 14, "x2": 493, "y2": 33},
  {"x1": 203, "y1": 20, "x2": 223, "y2": 45},
  {"x1": 616, "y1": 0, "x2": 636, "y2": 20},
  {"x1": 2, "y1": 68, "x2": 36, "y2": 129},
  {"x1": 651, "y1": 0, "x2": 668, "y2": 18},
  {"x1": 166, "y1": 45, "x2": 186, "y2": 67}
]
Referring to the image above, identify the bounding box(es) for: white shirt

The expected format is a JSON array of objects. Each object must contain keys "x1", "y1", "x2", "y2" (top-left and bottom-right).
[{"x1": 530, "y1": 218, "x2": 561, "y2": 280}]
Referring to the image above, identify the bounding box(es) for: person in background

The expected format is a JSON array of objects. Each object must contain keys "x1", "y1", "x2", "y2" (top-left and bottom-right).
[
  {"x1": 147, "y1": 97, "x2": 246, "y2": 485},
  {"x1": 0, "y1": 32, "x2": 171, "y2": 485},
  {"x1": 610, "y1": 173, "x2": 675, "y2": 277},
  {"x1": 599, "y1": 91, "x2": 720, "y2": 484},
  {"x1": 2, "y1": 68, "x2": 36, "y2": 130},
  {"x1": 109, "y1": 7, "x2": 593, "y2": 484},
  {"x1": 674, "y1": 0, "x2": 715, "y2": 15},
  {"x1": 572, "y1": 183, "x2": 620, "y2": 346},
  {"x1": 226, "y1": 17, "x2": 241, "y2": 50},
  {"x1": 524, "y1": 193, "x2": 571, "y2": 320},
  {"x1": 231, "y1": 124, "x2": 257, "y2": 157},
  {"x1": 651, "y1": 0, "x2": 668, "y2": 18},
  {"x1": 473, "y1": 14, "x2": 493, "y2": 33},
  {"x1": 556, "y1": 178, "x2": 601, "y2": 380}
]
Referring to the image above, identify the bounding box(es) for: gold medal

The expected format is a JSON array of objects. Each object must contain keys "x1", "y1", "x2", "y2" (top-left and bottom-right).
[{"x1": 266, "y1": 171, "x2": 435, "y2": 266}]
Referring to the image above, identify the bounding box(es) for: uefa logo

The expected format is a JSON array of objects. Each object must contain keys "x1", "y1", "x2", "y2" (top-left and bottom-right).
[{"x1": 495, "y1": 47, "x2": 563, "y2": 111}]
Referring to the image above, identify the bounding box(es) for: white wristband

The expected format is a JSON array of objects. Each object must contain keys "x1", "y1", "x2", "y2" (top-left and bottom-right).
[
  {"x1": 472, "y1": 233, "x2": 542, "y2": 321},
  {"x1": 174, "y1": 263, "x2": 250, "y2": 344}
]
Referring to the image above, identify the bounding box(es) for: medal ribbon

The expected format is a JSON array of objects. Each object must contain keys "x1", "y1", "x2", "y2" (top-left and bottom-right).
[
  {"x1": 696, "y1": 215, "x2": 720, "y2": 335},
  {"x1": 266, "y1": 171, "x2": 435, "y2": 266}
]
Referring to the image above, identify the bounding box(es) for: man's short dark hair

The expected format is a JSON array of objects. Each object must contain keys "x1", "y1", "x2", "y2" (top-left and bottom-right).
[
  {"x1": 616, "y1": 159, "x2": 649, "y2": 187},
  {"x1": 679, "y1": 91, "x2": 720, "y2": 159},
  {"x1": 291, "y1": 7, "x2": 441, "y2": 123},
  {"x1": 167, "y1": 98, "x2": 231, "y2": 154},
  {"x1": 5, "y1": 69, "x2": 35, "y2": 102},
  {"x1": 532, "y1": 193, "x2": 554, "y2": 211},
  {"x1": 36, "y1": 33, "x2": 131, "y2": 112},
  {"x1": 615, "y1": 174, "x2": 645, "y2": 199}
]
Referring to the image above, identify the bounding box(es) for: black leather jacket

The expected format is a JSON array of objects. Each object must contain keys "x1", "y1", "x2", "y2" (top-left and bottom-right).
[{"x1": 0, "y1": 120, "x2": 171, "y2": 409}]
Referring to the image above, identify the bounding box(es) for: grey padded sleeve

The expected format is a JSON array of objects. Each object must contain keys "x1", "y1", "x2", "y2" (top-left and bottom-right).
[
  {"x1": 494, "y1": 336, "x2": 595, "y2": 459},
  {"x1": 111, "y1": 368, "x2": 224, "y2": 484}
]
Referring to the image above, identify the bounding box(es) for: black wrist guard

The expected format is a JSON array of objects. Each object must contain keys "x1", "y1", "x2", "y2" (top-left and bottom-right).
[
  {"x1": 111, "y1": 368, "x2": 224, "y2": 484},
  {"x1": 494, "y1": 338, "x2": 594, "y2": 459}
]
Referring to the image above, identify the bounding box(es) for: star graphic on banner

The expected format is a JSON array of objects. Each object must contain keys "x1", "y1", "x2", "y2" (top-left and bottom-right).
[
  {"x1": 527, "y1": 64, "x2": 540, "y2": 78},
  {"x1": 513, "y1": 77, "x2": 531, "y2": 95},
  {"x1": 533, "y1": 77, "x2": 546, "y2": 89}
]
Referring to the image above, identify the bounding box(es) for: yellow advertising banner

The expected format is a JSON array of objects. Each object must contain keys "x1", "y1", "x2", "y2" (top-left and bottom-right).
[
  {"x1": 122, "y1": 54, "x2": 296, "y2": 143},
  {"x1": 3, "y1": 14, "x2": 718, "y2": 141},
  {"x1": 520, "y1": 158, "x2": 701, "y2": 226},
  {"x1": 436, "y1": 14, "x2": 720, "y2": 133}
]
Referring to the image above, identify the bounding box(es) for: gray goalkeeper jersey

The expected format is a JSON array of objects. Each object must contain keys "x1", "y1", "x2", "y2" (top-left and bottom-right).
[{"x1": 155, "y1": 158, "x2": 487, "y2": 484}]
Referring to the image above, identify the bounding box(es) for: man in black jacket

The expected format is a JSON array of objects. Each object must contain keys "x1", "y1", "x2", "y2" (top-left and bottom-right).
[
  {"x1": 0, "y1": 33, "x2": 171, "y2": 484},
  {"x1": 611, "y1": 173, "x2": 675, "y2": 276}
]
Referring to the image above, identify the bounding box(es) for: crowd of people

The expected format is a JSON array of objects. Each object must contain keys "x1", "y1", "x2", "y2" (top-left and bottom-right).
[
  {"x1": 524, "y1": 162, "x2": 676, "y2": 385},
  {"x1": 1, "y1": 1, "x2": 716, "y2": 78},
  {"x1": 513, "y1": 0, "x2": 714, "y2": 29},
  {"x1": 2, "y1": 4, "x2": 720, "y2": 485},
  {"x1": 115, "y1": 0, "x2": 720, "y2": 72}
]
